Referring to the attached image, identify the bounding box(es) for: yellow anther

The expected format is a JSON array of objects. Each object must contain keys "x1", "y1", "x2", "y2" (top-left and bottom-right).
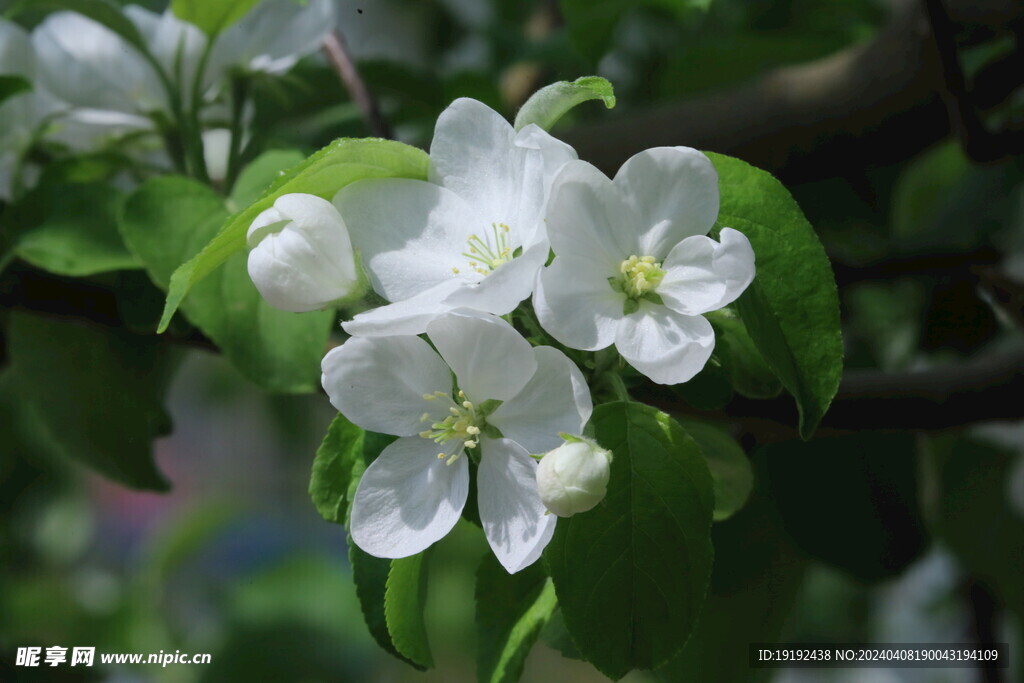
[
  {"x1": 457, "y1": 390, "x2": 465, "y2": 398},
  {"x1": 462, "y1": 400, "x2": 473, "y2": 409},
  {"x1": 452, "y1": 267, "x2": 460, "y2": 274},
  {"x1": 437, "y1": 452, "x2": 446, "y2": 459},
  {"x1": 618, "y1": 254, "x2": 666, "y2": 298},
  {"x1": 420, "y1": 412, "x2": 431, "y2": 422},
  {"x1": 422, "y1": 393, "x2": 436, "y2": 401},
  {"x1": 464, "y1": 440, "x2": 477, "y2": 449},
  {"x1": 449, "y1": 406, "x2": 461, "y2": 416},
  {"x1": 466, "y1": 425, "x2": 480, "y2": 435}
]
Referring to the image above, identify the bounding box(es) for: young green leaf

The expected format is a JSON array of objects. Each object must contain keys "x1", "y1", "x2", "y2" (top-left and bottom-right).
[
  {"x1": 706, "y1": 152, "x2": 842, "y2": 439},
  {"x1": 158, "y1": 138, "x2": 429, "y2": 332},
  {"x1": 120, "y1": 176, "x2": 333, "y2": 393},
  {"x1": 513, "y1": 76, "x2": 615, "y2": 132},
  {"x1": 546, "y1": 401, "x2": 714, "y2": 679},
  {"x1": 476, "y1": 554, "x2": 557, "y2": 683},
  {"x1": 384, "y1": 552, "x2": 434, "y2": 669},
  {"x1": 170, "y1": 0, "x2": 260, "y2": 36},
  {"x1": 7, "y1": 313, "x2": 178, "y2": 491},
  {"x1": 229, "y1": 149, "x2": 307, "y2": 209},
  {"x1": 680, "y1": 419, "x2": 753, "y2": 522},
  {"x1": 309, "y1": 414, "x2": 367, "y2": 526},
  {"x1": 12, "y1": 182, "x2": 139, "y2": 276}
]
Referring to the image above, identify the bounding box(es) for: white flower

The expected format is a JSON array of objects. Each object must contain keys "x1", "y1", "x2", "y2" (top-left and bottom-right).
[
  {"x1": 247, "y1": 193, "x2": 363, "y2": 312},
  {"x1": 32, "y1": 7, "x2": 203, "y2": 120},
  {"x1": 534, "y1": 147, "x2": 756, "y2": 385},
  {"x1": 321, "y1": 310, "x2": 592, "y2": 573},
  {"x1": 334, "y1": 98, "x2": 577, "y2": 336},
  {"x1": 207, "y1": 0, "x2": 335, "y2": 77},
  {"x1": 536, "y1": 436, "x2": 612, "y2": 517}
]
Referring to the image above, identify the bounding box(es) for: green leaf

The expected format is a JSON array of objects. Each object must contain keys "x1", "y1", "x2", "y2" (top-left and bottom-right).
[
  {"x1": 7, "y1": 313, "x2": 178, "y2": 491},
  {"x1": 158, "y1": 138, "x2": 430, "y2": 332},
  {"x1": 230, "y1": 149, "x2": 307, "y2": 209},
  {"x1": 706, "y1": 152, "x2": 842, "y2": 439},
  {"x1": 385, "y1": 552, "x2": 434, "y2": 669},
  {"x1": 560, "y1": 0, "x2": 710, "y2": 62},
  {"x1": 120, "y1": 176, "x2": 333, "y2": 393},
  {"x1": 348, "y1": 543, "x2": 424, "y2": 670},
  {"x1": 546, "y1": 401, "x2": 714, "y2": 679},
  {"x1": 309, "y1": 414, "x2": 367, "y2": 526},
  {"x1": 681, "y1": 419, "x2": 753, "y2": 522},
  {"x1": 0, "y1": 75, "x2": 31, "y2": 106},
  {"x1": 656, "y1": 487, "x2": 808, "y2": 682},
  {"x1": 708, "y1": 310, "x2": 783, "y2": 399},
  {"x1": 476, "y1": 553, "x2": 557, "y2": 683},
  {"x1": 170, "y1": 0, "x2": 260, "y2": 35},
  {"x1": 11, "y1": 182, "x2": 139, "y2": 276},
  {"x1": 513, "y1": 76, "x2": 615, "y2": 132}
]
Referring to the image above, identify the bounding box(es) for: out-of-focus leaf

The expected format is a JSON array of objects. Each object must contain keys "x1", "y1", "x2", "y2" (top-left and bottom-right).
[
  {"x1": 935, "y1": 435, "x2": 1024, "y2": 615},
  {"x1": 384, "y1": 552, "x2": 434, "y2": 669},
  {"x1": 513, "y1": 76, "x2": 615, "y2": 131},
  {"x1": 707, "y1": 152, "x2": 842, "y2": 439},
  {"x1": 120, "y1": 176, "x2": 333, "y2": 393},
  {"x1": 681, "y1": 419, "x2": 753, "y2": 521},
  {"x1": 0, "y1": 75, "x2": 31, "y2": 106},
  {"x1": 476, "y1": 554, "x2": 557, "y2": 683},
  {"x1": 7, "y1": 313, "x2": 178, "y2": 491},
  {"x1": 546, "y1": 401, "x2": 714, "y2": 679},
  {"x1": 671, "y1": 360, "x2": 733, "y2": 411},
  {"x1": 170, "y1": 0, "x2": 260, "y2": 35},
  {"x1": 10, "y1": 182, "x2": 139, "y2": 276},
  {"x1": 762, "y1": 432, "x2": 928, "y2": 582},
  {"x1": 561, "y1": 0, "x2": 711, "y2": 62},
  {"x1": 158, "y1": 138, "x2": 429, "y2": 332}
]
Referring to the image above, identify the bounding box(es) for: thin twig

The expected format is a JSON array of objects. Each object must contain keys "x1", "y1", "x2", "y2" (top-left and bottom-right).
[{"x1": 322, "y1": 30, "x2": 392, "y2": 139}]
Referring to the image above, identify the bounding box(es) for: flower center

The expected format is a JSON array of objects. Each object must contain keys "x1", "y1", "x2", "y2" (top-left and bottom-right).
[
  {"x1": 455, "y1": 223, "x2": 513, "y2": 277},
  {"x1": 419, "y1": 390, "x2": 482, "y2": 465},
  {"x1": 617, "y1": 255, "x2": 665, "y2": 298}
]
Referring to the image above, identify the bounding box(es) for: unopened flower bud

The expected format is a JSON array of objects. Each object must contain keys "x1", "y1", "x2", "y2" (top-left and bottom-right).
[
  {"x1": 246, "y1": 193, "x2": 363, "y2": 312},
  {"x1": 536, "y1": 436, "x2": 612, "y2": 517}
]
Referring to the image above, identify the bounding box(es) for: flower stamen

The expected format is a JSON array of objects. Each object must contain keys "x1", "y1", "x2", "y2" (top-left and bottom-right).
[
  {"x1": 419, "y1": 389, "x2": 485, "y2": 466},
  {"x1": 462, "y1": 223, "x2": 514, "y2": 276}
]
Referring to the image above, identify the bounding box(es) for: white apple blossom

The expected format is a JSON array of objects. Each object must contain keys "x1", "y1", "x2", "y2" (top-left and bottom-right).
[
  {"x1": 247, "y1": 193, "x2": 363, "y2": 313},
  {"x1": 321, "y1": 310, "x2": 592, "y2": 573},
  {"x1": 333, "y1": 98, "x2": 577, "y2": 336},
  {"x1": 534, "y1": 147, "x2": 756, "y2": 385},
  {"x1": 31, "y1": 1, "x2": 333, "y2": 129},
  {"x1": 536, "y1": 435, "x2": 612, "y2": 517}
]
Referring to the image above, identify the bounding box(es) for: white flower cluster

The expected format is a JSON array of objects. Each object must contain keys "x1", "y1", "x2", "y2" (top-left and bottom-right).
[
  {"x1": 245, "y1": 99, "x2": 756, "y2": 572},
  {"x1": 0, "y1": 1, "x2": 334, "y2": 196}
]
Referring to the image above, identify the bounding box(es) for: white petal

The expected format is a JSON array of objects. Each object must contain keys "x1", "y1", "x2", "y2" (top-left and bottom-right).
[
  {"x1": 32, "y1": 12, "x2": 163, "y2": 114},
  {"x1": 658, "y1": 228, "x2": 756, "y2": 316},
  {"x1": 209, "y1": 0, "x2": 334, "y2": 77},
  {"x1": 342, "y1": 280, "x2": 461, "y2": 337},
  {"x1": 334, "y1": 178, "x2": 475, "y2": 302},
  {"x1": 509, "y1": 123, "x2": 579, "y2": 245},
  {"x1": 490, "y1": 346, "x2": 593, "y2": 454},
  {"x1": 477, "y1": 438, "x2": 556, "y2": 573},
  {"x1": 613, "y1": 147, "x2": 720, "y2": 258},
  {"x1": 0, "y1": 19, "x2": 34, "y2": 78},
  {"x1": 350, "y1": 437, "x2": 469, "y2": 559},
  {"x1": 425, "y1": 311, "x2": 537, "y2": 402},
  {"x1": 428, "y1": 98, "x2": 518, "y2": 216},
  {"x1": 125, "y1": 7, "x2": 206, "y2": 105},
  {"x1": 545, "y1": 160, "x2": 640, "y2": 270},
  {"x1": 615, "y1": 304, "x2": 715, "y2": 385},
  {"x1": 440, "y1": 241, "x2": 549, "y2": 315},
  {"x1": 534, "y1": 255, "x2": 624, "y2": 351},
  {"x1": 321, "y1": 336, "x2": 452, "y2": 436}
]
